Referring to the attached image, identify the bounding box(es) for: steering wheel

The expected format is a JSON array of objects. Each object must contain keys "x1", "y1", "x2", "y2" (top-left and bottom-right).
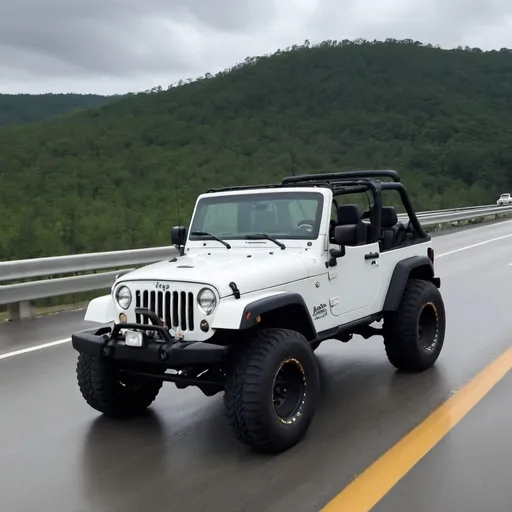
[{"x1": 297, "y1": 220, "x2": 314, "y2": 232}]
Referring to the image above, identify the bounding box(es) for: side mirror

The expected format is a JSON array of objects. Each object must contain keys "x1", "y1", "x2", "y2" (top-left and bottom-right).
[
  {"x1": 334, "y1": 225, "x2": 358, "y2": 246},
  {"x1": 329, "y1": 225, "x2": 358, "y2": 267},
  {"x1": 171, "y1": 226, "x2": 187, "y2": 247}
]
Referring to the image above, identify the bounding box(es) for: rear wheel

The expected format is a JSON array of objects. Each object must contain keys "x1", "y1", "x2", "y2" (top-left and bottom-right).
[
  {"x1": 224, "y1": 328, "x2": 320, "y2": 453},
  {"x1": 76, "y1": 353, "x2": 163, "y2": 418},
  {"x1": 383, "y1": 279, "x2": 446, "y2": 372}
]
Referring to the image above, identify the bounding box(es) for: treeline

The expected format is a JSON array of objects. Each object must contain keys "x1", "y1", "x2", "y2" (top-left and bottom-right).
[
  {"x1": 0, "y1": 93, "x2": 123, "y2": 127},
  {"x1": 1, "y1": 39, "x2": 512, "y2": 262}
]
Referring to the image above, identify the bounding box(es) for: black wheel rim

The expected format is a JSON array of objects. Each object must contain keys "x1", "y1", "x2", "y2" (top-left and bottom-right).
[
  {"x1": 418, "y1": 301, "x2": 439, "y2": 351},
  {"x1": 272, "y1": 358, "x2": 306, "y2": 423}
]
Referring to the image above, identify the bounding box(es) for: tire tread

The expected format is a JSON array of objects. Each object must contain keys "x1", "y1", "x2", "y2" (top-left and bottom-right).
[
  {"x1": 224, "y1": 327, "x2": 318, "y2": 453},
  {"x1": 76, "y1": 353, "x2": 162, "y2": 418},
  {"x1": 384, "y1": 279, "x2": 445, "y2": 372}
]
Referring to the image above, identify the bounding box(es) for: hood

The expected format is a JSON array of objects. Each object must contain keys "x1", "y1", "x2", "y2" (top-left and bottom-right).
[{"x1": 119, "y1": 249, "x2": 311, "y2": 297}]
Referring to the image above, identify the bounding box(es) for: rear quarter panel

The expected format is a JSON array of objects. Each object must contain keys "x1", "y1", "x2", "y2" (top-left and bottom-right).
[{"x1": 375, "y1": 241, "x2": 434, "y2": 311}]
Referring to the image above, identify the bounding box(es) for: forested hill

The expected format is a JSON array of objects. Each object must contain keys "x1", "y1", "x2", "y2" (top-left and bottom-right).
[
  {"x1": 0, "y1": 93, "x2": 122, "y2": 126},
  {"x1": 1, "y1": 39, "x2": 512, "y2": 261}
]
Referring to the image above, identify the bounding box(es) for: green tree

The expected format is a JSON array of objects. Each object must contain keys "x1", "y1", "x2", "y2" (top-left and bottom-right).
[{"x1": 1, "y1": 39, "x2": 512, "y2": 262}]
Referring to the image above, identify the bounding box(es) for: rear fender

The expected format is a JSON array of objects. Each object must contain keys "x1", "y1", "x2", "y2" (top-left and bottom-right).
[
  {"x1": 383, "y1": 256, "x2": 439, "y2": 312},
  {"x1": 84, "y1": 294, "x2": 116, "y2": 323}
]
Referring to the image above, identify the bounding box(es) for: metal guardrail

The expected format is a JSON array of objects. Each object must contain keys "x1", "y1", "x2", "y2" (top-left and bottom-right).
[
  {"x1": 2, "y1": 203, "x2": 512, "y2": 319},
  {"x1": 399, "y1": 204, "x2": 512, "y2": 221},
  {"x1": 406, "y1": 204, "x2": 500, "y2": 216}
]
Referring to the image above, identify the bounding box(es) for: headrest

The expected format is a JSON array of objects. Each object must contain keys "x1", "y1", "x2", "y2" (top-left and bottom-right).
[
  {"x1": 381, "y1": 206, "x2": 398, "y2": 227},
  {"x1": 338, "y1": 204, "x2": 362, "y2": 225}
]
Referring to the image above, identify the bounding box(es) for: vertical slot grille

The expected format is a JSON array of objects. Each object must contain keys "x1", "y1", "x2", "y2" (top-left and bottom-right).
[
  {"x1": 135, "y1": 287, "x2": 195, "y2": 331},
  {"x1": 187, "y1": 292, "x2": 194, "y2": 331}
]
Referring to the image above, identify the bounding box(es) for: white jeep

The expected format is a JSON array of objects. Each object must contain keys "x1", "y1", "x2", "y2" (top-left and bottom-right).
[{"x1": 72, "y1": 170, "x2": 446, "y2": 453}]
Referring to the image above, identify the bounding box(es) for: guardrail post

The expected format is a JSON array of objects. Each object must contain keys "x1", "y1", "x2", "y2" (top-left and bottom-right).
[{"x1": 7, "y1": 301, "x2": 35, "y2": 321}]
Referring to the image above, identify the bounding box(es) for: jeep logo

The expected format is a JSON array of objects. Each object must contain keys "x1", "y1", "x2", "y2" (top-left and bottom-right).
[{"x1": 155, "y1": 282, "x2": 170, "y2": 291}]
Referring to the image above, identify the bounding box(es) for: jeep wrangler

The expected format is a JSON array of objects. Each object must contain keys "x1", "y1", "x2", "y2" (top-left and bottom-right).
[{"x1": 71, "y1": 170, "x2": 445, "y2": 453}]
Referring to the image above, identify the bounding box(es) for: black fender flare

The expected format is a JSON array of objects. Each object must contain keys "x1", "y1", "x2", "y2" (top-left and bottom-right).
[
  {"x1": 239, "y1": 292, "x2": 317, "y2": 338},
  {"x1": 383, "y1": 256, "x2": 441, "y2": 312}
]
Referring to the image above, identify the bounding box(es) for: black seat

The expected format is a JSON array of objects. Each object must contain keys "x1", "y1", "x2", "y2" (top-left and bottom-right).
[
  {"x1": 337, "y1": 204, "x2": 367, "y2": 245},
  {"x1": 380, "y1": 206, "x2": 407, "y2": 250}
]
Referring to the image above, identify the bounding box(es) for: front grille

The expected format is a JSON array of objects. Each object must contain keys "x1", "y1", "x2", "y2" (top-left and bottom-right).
[{"x1": 135, "y1": 289, "x2": 195, "y2": 331}]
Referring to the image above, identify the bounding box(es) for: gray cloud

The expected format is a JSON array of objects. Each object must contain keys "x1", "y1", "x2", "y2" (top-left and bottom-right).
[
  {"x1": 0, "y1": 1, "x2": 196, "y2": 76},
  {"x1": 171, "y1": 0, "x2": 278, "y2": 32},
  {"x1": 0, "y1": 0, "x2": 512, "y2": 94}
]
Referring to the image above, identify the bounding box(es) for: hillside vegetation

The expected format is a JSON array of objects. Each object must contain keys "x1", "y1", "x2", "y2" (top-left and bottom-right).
[
  {"x1": 0, "y1": 93, "x2": 123, "y2": 127},
  {"x1": 1, "y1": 39, "x2": 512, "y2": 261}
]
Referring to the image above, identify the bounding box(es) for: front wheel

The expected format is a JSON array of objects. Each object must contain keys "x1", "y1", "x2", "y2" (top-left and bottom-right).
[
  {"x1": 383, "y1": 279, "x2": 446, "y2": 372},
  {"x1": 76, "y1": 353, "x2": 163, "y2": 418},
  {"x1": 224, "y1": 328, "x2": 320, "y2": 453}
]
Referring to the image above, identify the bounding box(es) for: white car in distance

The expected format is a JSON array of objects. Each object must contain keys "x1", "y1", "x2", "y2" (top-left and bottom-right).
[{"x1": 497, "y1": 193, "x2": 512, "y2": 206}]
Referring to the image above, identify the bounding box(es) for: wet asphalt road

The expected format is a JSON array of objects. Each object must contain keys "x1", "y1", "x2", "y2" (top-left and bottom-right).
[
  {"x1": 374, "y1": 370, "x2": 512, "y2": 512},
  {"x1": 1, "y1": 221, "x2": 512, "y2": 512}
]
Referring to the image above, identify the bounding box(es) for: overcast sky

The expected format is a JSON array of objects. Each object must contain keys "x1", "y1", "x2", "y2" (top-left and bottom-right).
[{"x1": 1, "y1": 0, "x2": 511, "y2": 95}]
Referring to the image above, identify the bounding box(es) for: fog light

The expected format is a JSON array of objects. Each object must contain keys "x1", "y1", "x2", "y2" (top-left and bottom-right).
[
  {"x1": 119, "y1": 313, "x2": 127, "y2": 323},
  {"x1": 200, "y1": 319, "x2": 209, "y2": 332},
  {"x1": 125, "y1": 330, "x2": 143, "y2": 347}
]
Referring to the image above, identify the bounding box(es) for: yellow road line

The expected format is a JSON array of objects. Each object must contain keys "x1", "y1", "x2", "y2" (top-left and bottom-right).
[{"x1": 321, "y1": 346, "x2": 512, "y2": 512}]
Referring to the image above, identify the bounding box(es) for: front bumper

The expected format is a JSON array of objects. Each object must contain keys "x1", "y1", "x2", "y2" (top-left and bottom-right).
[{"x1": 71, "y1": 323, "x2": 228, "y2": 369}]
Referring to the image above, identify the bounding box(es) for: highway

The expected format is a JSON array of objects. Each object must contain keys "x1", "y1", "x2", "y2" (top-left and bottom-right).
[{"x1": 1, "y1": 220, "x2": 512, "y2": 512}]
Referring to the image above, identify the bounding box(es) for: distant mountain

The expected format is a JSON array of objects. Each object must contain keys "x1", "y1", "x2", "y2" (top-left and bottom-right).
[
  {"x1": 0, "y1": 93, "x2": 123, "y2": 126},
  {"x1": 1, "y1": 39, "x2": 512, "y2": 261}
]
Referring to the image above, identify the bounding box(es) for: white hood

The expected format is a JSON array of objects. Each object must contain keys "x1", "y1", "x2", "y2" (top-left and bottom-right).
[{"x1": 119, "y1": 249, "x2": 311, "y2": 297}]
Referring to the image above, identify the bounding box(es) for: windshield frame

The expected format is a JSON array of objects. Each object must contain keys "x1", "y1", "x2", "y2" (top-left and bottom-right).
[{"x1": 188, "y1": 190, "x2": 326, "y2": 242}]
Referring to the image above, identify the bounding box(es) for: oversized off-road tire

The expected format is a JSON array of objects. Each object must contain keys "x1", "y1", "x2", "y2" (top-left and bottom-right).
[
  {"x1": 76, "y1": 353, "x2": 163, "y2": 418},
  {"x1": 383, "y1": 279, "x2": 446, "y2": 372},
  {"x1": 224, "y1": 328, "x2": 320, "y2": 453}
]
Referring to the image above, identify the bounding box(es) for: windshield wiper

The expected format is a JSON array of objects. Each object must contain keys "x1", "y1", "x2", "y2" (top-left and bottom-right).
[
  {"x1": 191, "y1": 231, "x2": 231, "y2": 249},
  {"x1": 245, "y1": 233, "x2": 286, "y2": 250}
]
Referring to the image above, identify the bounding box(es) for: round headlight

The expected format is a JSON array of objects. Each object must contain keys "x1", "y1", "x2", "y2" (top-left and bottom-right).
[
  {"x1": 197, "y1": 288, "x2": 217, "y2": 315},
  {"x1": 116, "y1": 286, "x2": 132, "y2": 310}
]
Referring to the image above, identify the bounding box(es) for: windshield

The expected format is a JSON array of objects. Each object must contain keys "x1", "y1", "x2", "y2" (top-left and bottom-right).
[
  {"x1": 500, "y1": 194, "x2": 510, "y2": 198},
  {"x1": 189, "y1": 191, "x2": 324, "y2": 241}
]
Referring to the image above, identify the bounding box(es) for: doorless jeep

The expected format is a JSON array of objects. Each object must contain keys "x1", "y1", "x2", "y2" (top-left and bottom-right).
[{"x1": 72, "y1": 170, "x2": 446, "y2": 453}]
